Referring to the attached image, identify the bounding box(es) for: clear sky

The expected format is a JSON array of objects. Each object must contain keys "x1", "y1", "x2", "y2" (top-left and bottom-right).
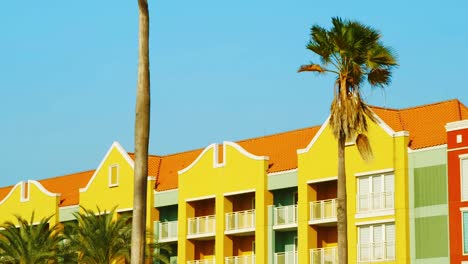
[{"x1": 1, "y1": 1, "x2": 467, "y2": 187}]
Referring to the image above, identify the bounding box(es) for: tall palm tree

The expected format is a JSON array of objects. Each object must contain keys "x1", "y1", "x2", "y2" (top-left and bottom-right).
[
  {"x1": 298, "y1": 17, "x2": 397, "y2": 263},
  {"x1": 131, "y1": 0, "x2": 151, "y2": 263},
  {"x1": 0, "y1": 213, "x2": 62, "y2": 264},
  {"x1": 66, "y1": 207, "x2": 131, "y2": 264}
]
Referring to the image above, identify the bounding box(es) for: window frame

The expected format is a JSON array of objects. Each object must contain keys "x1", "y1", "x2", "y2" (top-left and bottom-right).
[
  {"x1": 108, "y1": 164, "x2": 119, "y2": 187},
  {"x1": 357, "y1": 222, "x2": 395, "y2": 262},
  {"x1": 356, "y1": 172, "x2": 394, "y2": 215},
  {"x1": 460, "y1": 154, "x2": 468, "y2": 202}
]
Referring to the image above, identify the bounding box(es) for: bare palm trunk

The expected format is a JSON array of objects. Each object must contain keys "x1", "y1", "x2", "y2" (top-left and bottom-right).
[
  {"x1": 131, "y1": 0, "x2": 150, "y2": 263},
  {"x1": 337, "y1": 135, "x2": 347, "y2": 264}
]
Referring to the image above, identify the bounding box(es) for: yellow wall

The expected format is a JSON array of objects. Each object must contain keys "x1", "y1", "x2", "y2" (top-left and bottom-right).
[
  {"x1": 0, "y1": 181, "x2": 60, "y2": 225},
  {"x1": 297, "y1": 118, "x2": 410, "y2": 263},
  {"x1": 80, "y1": 145, "x2": 135, "y2": 212},
  {"x1": 177, "y1": 142, "x2": 271, "y2": 263}
]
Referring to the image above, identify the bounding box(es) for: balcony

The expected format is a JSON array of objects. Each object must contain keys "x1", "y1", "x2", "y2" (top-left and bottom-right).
[
  {"x1": 309, "y1": 199, "x2": 337, "y2": 225},
  {"x1": 358, "y1": 241, "x2": 395, "y2": 262},
  {"x1": 156, "y1": 220, "x2": 178, "y2": 243},
  {"x1": 225, "y1": 209, "x2": 255, "y2": 235},
  {"x1": 310, "y1": 247, "x2": 337, "y2": 264},
  {"x1": 273, "y1": 205, "x2": 298, "y2": 230},
  {"x1": 357, "y1": 192, "x2": 394, "y2": 214},
  {"x1": 187, "y1": 215, "x2": 216, "y2": 239},
  {"x1": 225, "y1": 254, "x2": 255, "y2": 264},
  {"x1": 187, "y1": 259, "x2": 215, "y2": 264},
  {"x1": 274, "y1": 251, "x2": 298, "y2": 264}
]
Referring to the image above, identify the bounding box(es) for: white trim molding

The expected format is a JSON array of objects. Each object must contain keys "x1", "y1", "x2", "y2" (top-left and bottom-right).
[
  {"x1": 354, "y1": 168, "x2": 394, "y2": 177},
  {"x1": 355, "y1": 218, "x2": 395, "y2": 226},
  {"x1": 446, "y1": 120, "x2": 468, "y2": 132},
  {"x1": 268, "y1": 168, "x2": 298, "y2": 176},
  {"x1": 108, "y1": 164, "x2": 119, "y2": 187},
  {"x1": 297, "y1": 117, "x2": 330, "y2": 154},
  {"x1": 306, "y1": 176, "x2": 338, "y2": 184},
  {"x1": 224, "y1": 189, "x2": 255, "y2": 197},
  {"x1": 185, "y1": 195, "x2": 216, "y2": 202},
  {"x1": 409, "y1": 144, "x2": 447, "y2": 153}
]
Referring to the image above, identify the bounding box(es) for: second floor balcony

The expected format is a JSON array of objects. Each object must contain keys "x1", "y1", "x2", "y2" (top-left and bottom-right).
[
  {"x1": 309, "y1": 199, "x2": 337, "y2": 225},
  {"x1": 225, "y1": 209, "x2": 255, "y2": 235},
  {"x1": 187, "y1": 215, "x2": 216, "y2": 239},
  {"x1": 273, "y1": 205, "x2": 298, "y2": 230},
  {"x1": 274, "y1": 251, "x2": 297, "y2": 264},
  {"x1": 225, "y1": 254, "x2": 255, "y2": 264},
  {"x1": 310, "y1": 247, "x2": 337, "y2": 264},
  {"x1": 156, "y1": 220, "x2": 178, "y2": 243}
]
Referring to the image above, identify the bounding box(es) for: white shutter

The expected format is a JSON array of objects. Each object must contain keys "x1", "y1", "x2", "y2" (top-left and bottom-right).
[
  {"x1": 359, "y1": 226, "x2": 370, "y2": 261},
  {"x1": 462, "y1": 159, "x2": 468, "y2": 201},
  {"x1": 372, "y1": 176, "x2": 382, "y2": 209},
  {"x1": 385, "y1": 174, "x2": 395, "y2": 208},
  {"x1": 373, "y1": 225, "x2": 383, "y2": 260},
  {"x1": 359, "y1": 177, "x2": 370, "y2": 211},
  {"x1": 385, "y1": 224, "x2": 396, "y2": 260}
]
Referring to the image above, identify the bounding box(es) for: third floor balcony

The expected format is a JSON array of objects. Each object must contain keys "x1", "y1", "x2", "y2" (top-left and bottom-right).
[
  {"x1": 156, "y1": 220, "x2": 178, "y2": 243},
  {"x1": 273, "y1": 205, "x2": 298, "y2": 230},
  {"x1": 274, "y1": 251, "x2": 297, "y2": 264},
  {"x1": 187, "y1": 215, "x2": 216, "y2": 239},
  {"x1": 309, "y1": 199, "x2": 337, "y2": 225},
  {"x1": 225, "y1": 209, "x2": 255, "y2": 235},
  {"x1": 310, "y1": 247, "x2": 337, "y2": 264}
]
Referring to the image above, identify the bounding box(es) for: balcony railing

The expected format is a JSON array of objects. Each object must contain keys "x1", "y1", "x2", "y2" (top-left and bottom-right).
[
  {"x1": 187, "y1": 259, "x2": 215, "y2": 264},
  {"x1": 273, "y1": 205, "x2": 298, "y2": 227},
  {"x1": 309, "y1": 199, "x2": 337, "y2": 224},
  {"x1": 358, "y1": 241, "x2": 395, "y2": 262},
  {"x1": 310, "y1": 247, "x2": 337, "y2": 264},
  {"x1": 357, "y1": 192, "x2": 394, "y2": 213},
  {"x1": 157, "y1": 220, "x2": 178, "y2": 242},
  {"x1": 225, "y1": 209, "x2": 255, "y2": 232},
  {"x1": 225, "y1": 254, "x2": 255, "y2": 264},
  {"x1": 274, "y1": 251, "x2": 298, "y2": 264},
  {"x1": 187, "y1": 215, "x2": 216, "y2": 238}
]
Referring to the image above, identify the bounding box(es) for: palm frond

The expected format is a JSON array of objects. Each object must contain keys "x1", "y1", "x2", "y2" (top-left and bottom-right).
[
  {"x1": 297, "y1": 64, "x2": 326, "y2": 73},
  {"x1": 356, "y1": 133, "x2": 373, "y2": 162},
  {"x1": 367, "y1": 68, "x2": 391, "y2": 87}
]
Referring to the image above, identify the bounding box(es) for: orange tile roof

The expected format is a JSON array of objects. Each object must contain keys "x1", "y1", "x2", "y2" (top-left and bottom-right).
[
  {"x1": 372, "y1": 99, "x2": 468, "y2": 149},
  {"x1": 155, "y1": 149, "x2": 203, "y2": 191},
  {"x1": 128, "y1": 153, "x2": 162, "y2": 177},
  {"x1": 39, "y1": 170, "x2": 95, "y2": 207},
  {"x1": 0, "y1": 185, "x2": 14, "y2": 202}
]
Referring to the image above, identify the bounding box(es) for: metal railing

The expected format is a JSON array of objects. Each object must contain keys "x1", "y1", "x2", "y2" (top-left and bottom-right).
[
  {"x1": 274, "y1": 251, "x2": 298, "y2": 264},
  {"x1": 225, "y1": 209, "x2": 255, "y2": 232},
  {"x1": 225, "y1": 254, "x2": 255, "y2": 264},
  {"x1": 357, "y1": 192, "x2": 394, "y2": 213},
  {"x1": 157, "y1": 220, "x2": 178, "y2": 241},
  {"x1": 357, "y1": 241, "x2": 395, "y2": 262},
  {"x1": 187, "y1": 259, "x2": 215, "y2": 264},
  {"x1": 274, "y1": 205, "x2": 298, "y2": 226},
  {"x1": 187, "y1": 215, "x2": 216, "y2": 237},
  {"x1": 310, "y1": 247, "x2": 337, "y2": 264},
  {"x1": 310, "y1": 199, "x2": 337, "y2": 223}
]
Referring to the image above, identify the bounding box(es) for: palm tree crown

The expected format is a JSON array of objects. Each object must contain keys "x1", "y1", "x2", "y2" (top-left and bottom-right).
[
  {"x1": 0, "y1": 214, "x2": 61, "y2": 264},
  {"x1": 299, "y1": 17, "x2": 397, "y2": 144}
]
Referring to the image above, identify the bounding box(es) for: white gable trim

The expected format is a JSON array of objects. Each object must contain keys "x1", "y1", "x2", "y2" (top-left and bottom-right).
[
  {"x1": 224, "y1": 141, "x2": 269, "y2": 161},
  {"x1": 297, "y1": 116, "x2": 330, "y2": 154},
  {"x1": 0, "y1": 182, "x2": 22, "y2": 205},
  {"x1": 0, "y1": 180, "x2": 59, "y2": 205},
  {"x1": 28, "y1": 180, "x2": 60, "y2": 197},
  {"x1": 80, "y1": 142, "x2": 134, "y2": 193},
  {"x1": 178, "y1": 144, "x2": 216, "y2": 175}
]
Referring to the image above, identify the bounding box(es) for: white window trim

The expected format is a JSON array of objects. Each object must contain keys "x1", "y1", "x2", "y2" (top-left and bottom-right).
[
  {"x1": 461, "y1": 156, "x2": 468, "y2": 202},
  {"x1": 462, "y1": 209, "x2": 468, "y2": 256},
  {"x1": 108, "y1": 164, "x2": 119, "y2": 187}
]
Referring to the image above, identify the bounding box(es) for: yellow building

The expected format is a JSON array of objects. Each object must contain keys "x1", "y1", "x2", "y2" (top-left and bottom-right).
[{"x1": 1, "y1": 99, "x2": 468, "y2": 264}]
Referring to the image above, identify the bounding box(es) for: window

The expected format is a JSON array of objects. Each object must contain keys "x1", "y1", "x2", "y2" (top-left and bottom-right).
[
  {"x1": 357, "y1": 173, "x2": 394, "y2": 213},
  {"x1": 358, "y1": 223, "x2": 395, "y2": 262},
  {"x1": 109, "y1": 164, "x2": 119, "y2": 187},
  {"x1": 461, "y1": 158, "x2": 468, "y2": 201},
  {"x1": 463, "y1": 211, "x2": 468, "y2": 254}
]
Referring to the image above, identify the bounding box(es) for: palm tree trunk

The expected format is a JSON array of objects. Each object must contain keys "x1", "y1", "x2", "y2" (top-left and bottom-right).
[
  {"x1": 337, "y1": 135, "x2": 348, "y2": 264},
  {"x1": 131, "y1": 0, "x2": 150, "y2": 263}
]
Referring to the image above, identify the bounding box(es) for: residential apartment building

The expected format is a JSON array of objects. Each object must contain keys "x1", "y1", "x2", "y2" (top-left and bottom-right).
[{"x1": 1, "y1": 99, "x2": 468, "y2": 264}]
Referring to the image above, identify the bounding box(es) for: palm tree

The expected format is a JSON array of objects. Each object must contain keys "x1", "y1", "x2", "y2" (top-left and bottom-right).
[
  {"x1": 0, "y1": 213, "x2": 62, "y2": 264},
  {"x1": 66, "y1": 207, "x2": 131, "y2": 264},
  {"x1": 298, "y1": 17, "x2": 397, "y2": 263},
  {"x1": 147, "y1": 240, "x2": 173, "y2": 264},
  {"x1": 131, "y1": 0, "x2": 151, "y2": 263}
]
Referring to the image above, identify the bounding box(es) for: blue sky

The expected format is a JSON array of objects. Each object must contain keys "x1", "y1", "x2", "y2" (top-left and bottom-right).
[{"x1": 1, "y1": 1, "x2": 467, "y2": 187}]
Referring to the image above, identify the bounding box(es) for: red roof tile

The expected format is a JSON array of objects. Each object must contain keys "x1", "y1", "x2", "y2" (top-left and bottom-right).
[{"x1": 39, "y1": 170, "x2": 95, "y2": 207}]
